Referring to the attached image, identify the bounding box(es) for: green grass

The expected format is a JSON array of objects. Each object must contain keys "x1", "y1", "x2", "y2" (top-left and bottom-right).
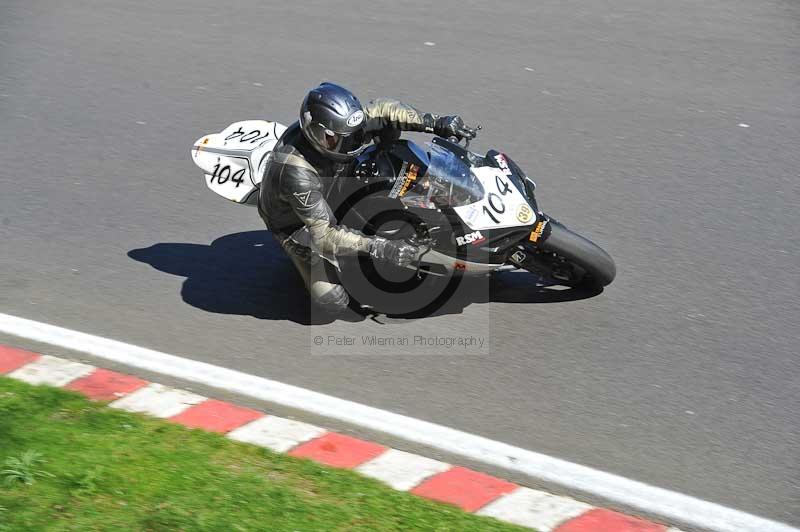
[{"x1": 0, "y1": 377, "x2": 527, "y2": 531}]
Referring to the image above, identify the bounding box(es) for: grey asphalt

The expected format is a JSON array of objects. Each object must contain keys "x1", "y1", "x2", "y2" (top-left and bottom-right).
[{"x1": 1, "y1": 0, "x2": 798, "y2": 525}]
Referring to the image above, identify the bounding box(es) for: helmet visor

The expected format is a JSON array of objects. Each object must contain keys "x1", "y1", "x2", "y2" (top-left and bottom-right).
[{"x1": 307, "y1": 123, "x2": 367, "y2": 156}]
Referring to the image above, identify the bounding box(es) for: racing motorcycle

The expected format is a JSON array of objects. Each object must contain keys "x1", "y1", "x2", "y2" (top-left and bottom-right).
[{"x1": 191, "y1": 120, "x2": 615, "y2": 314}]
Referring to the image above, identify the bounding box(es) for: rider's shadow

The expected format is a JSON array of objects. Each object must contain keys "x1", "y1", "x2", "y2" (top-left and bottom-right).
[
  {"x1": 128, "y1": 231, "x2": 317, "y2": 324},
  {"x1": 128, "y1": 231, "x2": 600, "y2": 325}
]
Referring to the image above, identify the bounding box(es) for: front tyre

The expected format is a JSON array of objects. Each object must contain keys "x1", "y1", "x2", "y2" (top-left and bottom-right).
[{"x1": 537, "y1": 220, "x2": 616, "y2": 287}]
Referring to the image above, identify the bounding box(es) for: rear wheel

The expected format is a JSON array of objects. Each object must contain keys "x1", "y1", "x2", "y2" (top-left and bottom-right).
[{"x1": 532, "y1": 220, "x2": 616, "y2": 287}]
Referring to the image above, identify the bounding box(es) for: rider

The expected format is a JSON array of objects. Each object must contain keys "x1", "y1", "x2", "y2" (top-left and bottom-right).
[{"x1": 258, "y1": 82, "x2": 477, "y2": 316}]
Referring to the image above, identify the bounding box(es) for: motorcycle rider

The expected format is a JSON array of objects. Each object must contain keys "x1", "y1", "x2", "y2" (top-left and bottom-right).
[{"x1": 258, "y1": 82, "x2": 477, "y2": 316}]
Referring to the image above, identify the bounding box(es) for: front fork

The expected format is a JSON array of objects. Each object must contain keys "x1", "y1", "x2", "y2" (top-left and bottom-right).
[
  {"x1": 508, "y1": 213, "x2": 552, "y2": 265},
  {"x1": 506, "y1": 213, "x2": 574, "y2": 280}
]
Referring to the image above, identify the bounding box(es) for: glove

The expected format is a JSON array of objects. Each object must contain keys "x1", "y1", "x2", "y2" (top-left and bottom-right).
[
  {"x1": 369, "y1": 237, "x2": 419, "y2": 267},
  {"x1": 423, "y1": 114, "x2": 478, "y2": 140}
]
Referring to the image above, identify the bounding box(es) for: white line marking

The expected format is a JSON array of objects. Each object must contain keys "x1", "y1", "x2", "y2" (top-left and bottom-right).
[
  {"x1": 8, "y1": 355, "x2": 94, "y2": 386},
  {"x1": 0, "y1": 312, "x2": 796, "y2": 532},
  {"x1": 356, "y1": 449, "x2": 451, "y2": 491},
  {"x1": 477, "y1": 487, "x2": 592, "y2": 531},
  {"x1": 110, "y1": 383, "x2": 205, "y2": 418},
  {"x1": 227, "y1": 415, "x2": 325, "y2": 453}
]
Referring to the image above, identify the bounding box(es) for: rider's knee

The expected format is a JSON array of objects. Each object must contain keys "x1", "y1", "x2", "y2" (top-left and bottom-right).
[{"x1": 313, "y1": 285, "x2": 349, "y2": 315}]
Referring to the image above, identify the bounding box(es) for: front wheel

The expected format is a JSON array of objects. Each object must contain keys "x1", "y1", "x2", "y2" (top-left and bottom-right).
[{"x1": 533, "y1": 220, "x2": 616, "y2": 287}]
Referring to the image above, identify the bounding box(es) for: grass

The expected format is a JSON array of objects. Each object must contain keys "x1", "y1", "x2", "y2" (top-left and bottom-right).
[
  {"x1": 0, "y1": 377, "x2": 527, "y2": 531},
  {"x1": 2, "y1": 450, "x2": 56, "y2": 487}
]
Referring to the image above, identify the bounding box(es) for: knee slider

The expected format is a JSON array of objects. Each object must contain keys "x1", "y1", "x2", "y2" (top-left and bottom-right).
[{"x1": 314, "y1": 285, "x2": 349, "y2": 315}]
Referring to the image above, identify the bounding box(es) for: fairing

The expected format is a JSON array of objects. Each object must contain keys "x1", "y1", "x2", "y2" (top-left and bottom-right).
[{"x1": 399, "y1": 143, "x2": 485, "y2": 209}]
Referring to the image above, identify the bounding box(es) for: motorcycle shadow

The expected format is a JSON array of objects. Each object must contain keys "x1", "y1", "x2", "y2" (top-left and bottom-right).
[
  {"x1": 127, "y1": 230, "x2": 601, "y2": 326},
  {"x1": 403, "y1": 271, "x2": 602, "y2": 321}
]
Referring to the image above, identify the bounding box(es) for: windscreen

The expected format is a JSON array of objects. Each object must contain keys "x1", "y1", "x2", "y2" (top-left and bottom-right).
[{"x1": 399, "y1": 144, "x2": 484, "y2": 209}]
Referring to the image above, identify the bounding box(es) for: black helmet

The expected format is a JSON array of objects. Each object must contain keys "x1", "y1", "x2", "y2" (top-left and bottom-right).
[{"x1": 300, "y1": 82, "x2": 368, "y2": 162}]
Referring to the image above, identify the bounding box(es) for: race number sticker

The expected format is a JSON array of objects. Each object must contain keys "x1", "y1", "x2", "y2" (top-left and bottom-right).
[
  {"x1": 453, "y1": 166, "x2": 536, "y2": 230},
  {"x1": 191, "y1": 120, "x2": 286, "y2": 203},
  {"x1": 219, "y1": 120, "x2": 275, "y2": 149},
  {"x1": 205, "y1": 156, "x2": 251, "y2": 198}
]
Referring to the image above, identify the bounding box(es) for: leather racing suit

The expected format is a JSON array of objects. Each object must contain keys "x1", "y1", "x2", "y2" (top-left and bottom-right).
[{"x1": 258, "y1": 99, "x2": 435, "y2": 315}]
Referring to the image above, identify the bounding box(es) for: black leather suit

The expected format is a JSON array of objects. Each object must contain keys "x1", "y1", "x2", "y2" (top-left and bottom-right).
[{"x1": 258, "y1": 99, "x2": 432, "y2": 314}]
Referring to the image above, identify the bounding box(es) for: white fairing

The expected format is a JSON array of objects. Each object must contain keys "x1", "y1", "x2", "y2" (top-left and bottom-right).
[
  {"x1": 453, "y1": 166, "x2": 535, "y2": 230},
  {"x1": 191, "y1": 120, "x2": 288, "y2": 204}
]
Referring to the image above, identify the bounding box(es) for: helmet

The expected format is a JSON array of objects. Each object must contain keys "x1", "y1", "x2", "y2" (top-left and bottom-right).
[{"x1": 300, "y1": 82, "x2": 368, "y2": 162}]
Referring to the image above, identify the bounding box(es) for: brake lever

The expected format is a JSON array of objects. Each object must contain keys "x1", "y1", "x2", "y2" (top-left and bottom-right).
[
  {"x1": 413, "y1": 241, "x2": 433, "y2": 279},
  {"x1": 407, "y1": 229, "x2": 438, "y2": 279},
  {"x1": 464, "y1": 124, "x2": 482, "y2": 149}
]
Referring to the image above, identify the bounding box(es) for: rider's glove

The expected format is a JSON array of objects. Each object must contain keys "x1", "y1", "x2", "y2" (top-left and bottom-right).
[
  {"x1": 369, "y1": 237, "x2": 419, "y2": 267},
  {"x1": 423, "y1": 114, "x2": 477, "y2": 140}
]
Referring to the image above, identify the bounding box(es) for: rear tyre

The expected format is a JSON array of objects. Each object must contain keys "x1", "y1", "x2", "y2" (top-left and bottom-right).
[{"x1": 537, "y1": 220, "x2": 616, "y2": 287}]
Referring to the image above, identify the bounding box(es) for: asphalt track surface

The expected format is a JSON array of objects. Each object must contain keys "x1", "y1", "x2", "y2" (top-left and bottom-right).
[{"x1": 1, "y1": 0, "x2": 798, "y2": 526}]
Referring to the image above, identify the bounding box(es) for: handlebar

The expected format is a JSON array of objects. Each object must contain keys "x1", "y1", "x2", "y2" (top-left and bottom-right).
[{"x1": 450, "y1": 124, "x2": 482, "y2": 149}]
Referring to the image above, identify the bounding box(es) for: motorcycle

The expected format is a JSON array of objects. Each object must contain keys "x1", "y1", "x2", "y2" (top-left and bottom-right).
[{"x1": 191, "y1": 120, "x2": 615, "y2": 315}]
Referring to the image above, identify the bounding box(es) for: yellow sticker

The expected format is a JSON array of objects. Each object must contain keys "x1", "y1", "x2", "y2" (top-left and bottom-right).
[
  {"x1": 517, "y1": 204, "x2": 534, "y2": 224},
  {"x1": 398, "y1": 164, "x2": 419, "y2": 197},
  {"x1": 529, "y1": 221, "x2": 545, "y2": 242}
]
